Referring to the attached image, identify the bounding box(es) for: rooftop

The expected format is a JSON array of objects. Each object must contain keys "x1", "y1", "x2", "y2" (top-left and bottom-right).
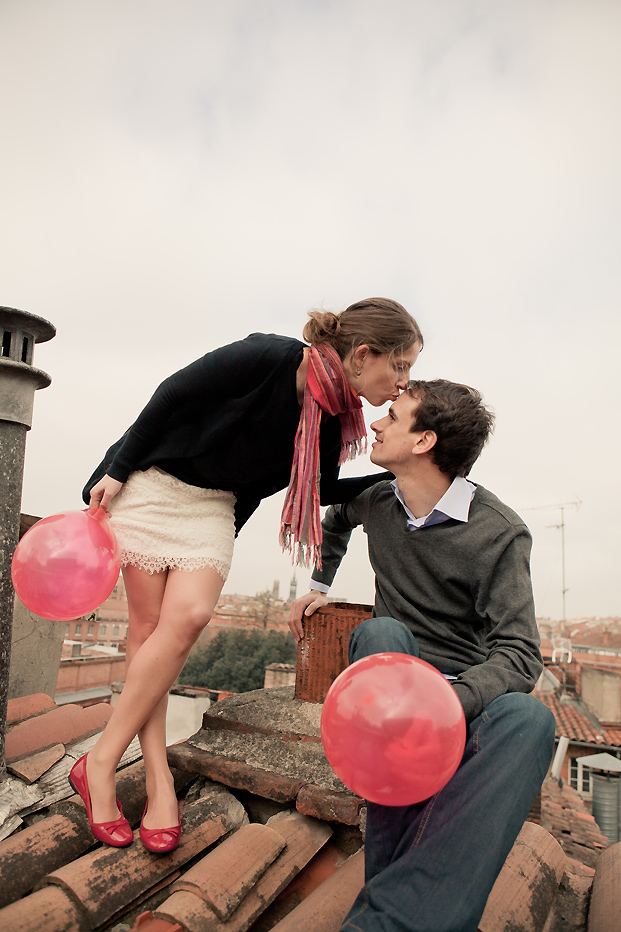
[
  {"x1": 1, "y1": 687, "x2": 620, "y2": 931},
  {"x1": 537, "y1": 691, "x2": 621, "y2": 748}
]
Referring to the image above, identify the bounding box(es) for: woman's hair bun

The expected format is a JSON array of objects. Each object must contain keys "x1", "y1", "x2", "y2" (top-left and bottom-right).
[
  {"x1": 302, "y1": 310, "x2": 340, "y2": 345},
  {"x1": 302, "y1": 298, "x2": 423, "y2": 360}
]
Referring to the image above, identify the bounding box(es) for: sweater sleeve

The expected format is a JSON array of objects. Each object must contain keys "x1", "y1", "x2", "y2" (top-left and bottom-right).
[
  {"x1": 104, "y1": 334, "x2": 300, "y2": 484},
  {"x1": 310, "y1": 496, "x2": 369, "y2": 588},
  {"x1": 318, "y1": 415, "x2": 392, "y2": 505},
  {"x1": 451, "y1": 527, "x2": 543, "y2": 724}
]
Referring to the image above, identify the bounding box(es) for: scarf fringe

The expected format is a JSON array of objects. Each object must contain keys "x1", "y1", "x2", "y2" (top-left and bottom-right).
[
  {"x1": 279, "y1": 528, "x2": 322, "y2": 570},
  {"x1": 338, "y1": 436, "x2": 368, "y2": 466}
]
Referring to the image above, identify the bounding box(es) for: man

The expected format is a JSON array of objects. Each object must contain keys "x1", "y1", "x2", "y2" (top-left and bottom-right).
[{"x1": 288, "y1": 379, "x2": 555, "y2": 932}]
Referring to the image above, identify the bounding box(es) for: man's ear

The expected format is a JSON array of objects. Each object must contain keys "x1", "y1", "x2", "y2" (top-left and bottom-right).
[{"x1": 411, "y1": 430, "x2": 437, "y2": 456}]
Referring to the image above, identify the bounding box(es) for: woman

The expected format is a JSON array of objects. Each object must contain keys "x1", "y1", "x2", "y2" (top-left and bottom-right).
[{"x1": 70, "y1": 297, "x2": 423, "y2": 852}]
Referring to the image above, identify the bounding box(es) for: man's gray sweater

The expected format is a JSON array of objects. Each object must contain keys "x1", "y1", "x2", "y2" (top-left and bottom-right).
[{"x1": 311, "y1": 481, "x2": 543, "y2": 724}]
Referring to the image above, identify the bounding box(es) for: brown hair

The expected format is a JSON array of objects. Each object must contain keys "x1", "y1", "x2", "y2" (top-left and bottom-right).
[
  {"x1": 302, "y1": 297, "x2": 423, "y2": 360},
  {"x1": 406, "y1": 379, "x2": 495, "y2": 478}
]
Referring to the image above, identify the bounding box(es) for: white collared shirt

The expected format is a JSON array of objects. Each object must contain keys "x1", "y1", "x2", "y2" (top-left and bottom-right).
[{"x1": 390, "y1": 476, "x2": 476, "y2": 530}]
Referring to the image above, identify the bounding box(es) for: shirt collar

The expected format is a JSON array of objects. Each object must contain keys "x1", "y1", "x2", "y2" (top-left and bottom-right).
[{"x1": 390, "y1": 476, "x2": 476, "y2": 530}]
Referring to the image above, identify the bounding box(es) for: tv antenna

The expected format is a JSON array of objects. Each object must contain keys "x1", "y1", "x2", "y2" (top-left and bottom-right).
[{"x1": 522, "y1": 499, "x2": 581, "y2": 634}]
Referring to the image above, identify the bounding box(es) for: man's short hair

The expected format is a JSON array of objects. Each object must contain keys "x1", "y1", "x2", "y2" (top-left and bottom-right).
[{"x1": 406, "y1": 379, "x2": 495, "y2": 478}]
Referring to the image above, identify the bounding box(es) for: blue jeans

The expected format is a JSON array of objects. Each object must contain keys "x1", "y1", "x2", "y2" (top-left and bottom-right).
[{"x1": 341, "y1": 618, "x2": 556, "y2": 932}]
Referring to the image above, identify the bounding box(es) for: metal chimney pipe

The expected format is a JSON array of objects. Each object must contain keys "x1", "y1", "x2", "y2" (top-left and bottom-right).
[
  {"x1": 550, "y1": 735, "x2": 569, "y2": 781},
  {"x1": 0, "y1": 306, "x2": 55, "y2": 779}
]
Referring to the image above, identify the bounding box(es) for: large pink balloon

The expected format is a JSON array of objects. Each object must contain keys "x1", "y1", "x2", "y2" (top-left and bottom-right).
[
  {"x1": 321, "y1": 652, "x2": 466, "y2": 806},
  {"x1": 11, "y1": 508, "x2": 121, "y2": 622}
]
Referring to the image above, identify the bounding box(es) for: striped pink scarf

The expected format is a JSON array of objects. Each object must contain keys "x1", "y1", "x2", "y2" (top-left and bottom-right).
[{"x1": 280, "y1": 344, "x2": 367, "y2": 568}]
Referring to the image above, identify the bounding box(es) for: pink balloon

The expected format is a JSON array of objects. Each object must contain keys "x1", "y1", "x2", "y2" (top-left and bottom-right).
[
  {"x1": 321, "y1": 652, "x2": 466, "y2": 806},
  {"x1": 12, "y1": 508, "x2": 121, "y2": 622}
]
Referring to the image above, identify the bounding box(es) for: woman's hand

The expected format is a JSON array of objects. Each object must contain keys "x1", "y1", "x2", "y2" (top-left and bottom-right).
[
  {"x1": 89, "y1": 474, "x2": 124, "y2": 512},
  {"x1": 287, "y1": 590, "x2": 328, "y2": 642}
]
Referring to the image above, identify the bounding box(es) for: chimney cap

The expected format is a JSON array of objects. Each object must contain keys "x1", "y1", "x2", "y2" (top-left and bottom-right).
[{"x1": 0, "y1": 306, "x2": 56, "y2": 344}]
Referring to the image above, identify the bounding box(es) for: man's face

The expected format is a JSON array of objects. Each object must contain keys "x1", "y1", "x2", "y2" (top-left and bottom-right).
[{"x1": 369, "y1": 392, "x2": 420, "y2": 471}]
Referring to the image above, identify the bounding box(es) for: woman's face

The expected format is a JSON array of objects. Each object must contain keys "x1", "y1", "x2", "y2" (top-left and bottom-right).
[{"x1": 350, "y1": 342, "x2": 422, "y2": 406}]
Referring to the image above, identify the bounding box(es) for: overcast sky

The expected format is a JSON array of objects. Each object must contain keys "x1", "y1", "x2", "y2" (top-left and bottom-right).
[{"x1": 1, "y1": 0, "x2": 619, "y2": 620}]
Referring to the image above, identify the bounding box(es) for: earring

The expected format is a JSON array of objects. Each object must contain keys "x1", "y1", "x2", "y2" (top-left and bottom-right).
[{"x1": 355, "y1": 369, "x2": 362, "y2": 376}]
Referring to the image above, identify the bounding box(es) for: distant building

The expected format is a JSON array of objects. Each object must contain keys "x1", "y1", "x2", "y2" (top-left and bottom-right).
[
  {"x1": 56, "y1": 575, "x2": 129, "y2": 705},
  {"x1": 197, "y1": 589, "x2": 292, "y2": 646},
  {"x1": 63, "y1": 575, "x2": 129, "y2": 653},
  {"x1": 535, "y1": 616, "x2": 621, "y2": 817},
  {"x1": 57, "y1": 581, "x2": 296, "y2": 706}
]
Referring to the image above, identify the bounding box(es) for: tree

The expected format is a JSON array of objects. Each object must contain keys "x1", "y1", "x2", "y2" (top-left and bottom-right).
[{"x1": 178, "y1": 628, "x2": 297, "y2": 693}]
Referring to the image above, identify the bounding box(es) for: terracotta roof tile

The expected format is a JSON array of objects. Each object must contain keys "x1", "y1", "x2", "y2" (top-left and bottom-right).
[
  {"x1": 536, "y1": 693, "x2": 603, "y2": 744},
  {"x1": 155, "y1": 810, "x2": 332, "y2": 932},
  {"x1": 0, "y1": 803, "x2": 92, "y2": 910},
  {"x1": 601, "y1": 725, "x2": 621, "y2": 745},
  {"x1": 571, "y1": 627, "x2": 621, "y2": 651},
  {"x1": 250, "y1": 839, "x2": 350, "y2": 930},
  {"x1": 0, "y1": 883, "x2": 91, "y2": 932},
  {"x1": 478, "y1": 821, "x2": 566, "y2": 931},
  {"x1": 171, "y1": 822, "x2": 286, "y2": 920},
  {"x1": 132, "y1": 915, "x2": 183, "y2": 932},
  {"x1": 540, "y1": 778, "x2": 608, "y2": 869},
  {"x1": 544, "y1": 866, "x2": 593, "y2": 932},
  {"x1": 5, "y1": 703, "x2": 112, "y2": 762},
  {"x1": 1, "y1": 685, "x2": 613, "y2": 932},
  {"x1": 31, "y1": 789, "x2": 245, "y2": 930},
  {"x1": 7, "y1": 742, "x2": 65, "y2": 784},
  {"x1": 0, "y1": 754, "x2": 201, "y2": 913},
  {"x1": 587, "y1": 842, "x2": 621, "y2": 932},
  {"x1": 6, "y1": 693, "x2": 56, "y2": 724},
  {"x1": 267, "y1": 849, "x2": 364, "y2": 932}
]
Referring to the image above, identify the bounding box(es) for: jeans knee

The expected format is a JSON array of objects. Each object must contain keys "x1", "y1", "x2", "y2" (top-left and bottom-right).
[
  {"x1": 487, "y1": 693, "x2": 556, "y2": 755},
  {"x1": 349, "y1": 617, "x2": 419, "y2": 664},
  {"x1": 532, "y1": 699, "x2": 556, "y2": 751}
]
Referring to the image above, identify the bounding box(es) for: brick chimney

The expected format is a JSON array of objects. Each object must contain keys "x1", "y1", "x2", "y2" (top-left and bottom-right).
[{"x1": 295, "y1": 602, "x2": 372, "y2": 703}]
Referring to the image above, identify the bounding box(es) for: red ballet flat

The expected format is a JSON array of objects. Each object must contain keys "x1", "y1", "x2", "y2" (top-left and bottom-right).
[
  {"x1": 68, "y1": 754, "x2": 133, "y2": 847},
  {"x1": 140, "y1": 799, "x2": 182, "y2": 854}
]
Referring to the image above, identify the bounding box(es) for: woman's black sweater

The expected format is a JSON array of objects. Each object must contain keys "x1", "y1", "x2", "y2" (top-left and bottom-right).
[{"x1": 83, "y1": 332, "x2": 387, "y2": 533}]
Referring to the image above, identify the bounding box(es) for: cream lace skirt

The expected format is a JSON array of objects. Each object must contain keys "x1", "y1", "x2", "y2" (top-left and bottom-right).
[{"x1": 107, "y1": 467, "x2": 236, "y2": 580}]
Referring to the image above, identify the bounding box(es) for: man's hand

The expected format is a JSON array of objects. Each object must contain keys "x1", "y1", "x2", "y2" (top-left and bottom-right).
[{"x1": 287, "y1": 590, "x2": 329, "y2": 642}]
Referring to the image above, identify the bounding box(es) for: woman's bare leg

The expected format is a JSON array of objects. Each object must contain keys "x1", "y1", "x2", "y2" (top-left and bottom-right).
[
  {"x1": 85, "y1": 563, "x2": 225, "y2": 825},
  {"x1": 123, "y1": 566, "x2": 176, "y2": 828}
]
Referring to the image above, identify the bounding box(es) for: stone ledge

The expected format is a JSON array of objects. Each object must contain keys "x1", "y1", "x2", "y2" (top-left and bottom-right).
[
  {"x1": 204, "y1": 686, "x2": 322, "y2": 738},
  {"x1": 167, "y1": 743, "x2": 306, "y2": 803},
  {"x1": 296, "y1": 784, "x2": 364, "y2": 826}
]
